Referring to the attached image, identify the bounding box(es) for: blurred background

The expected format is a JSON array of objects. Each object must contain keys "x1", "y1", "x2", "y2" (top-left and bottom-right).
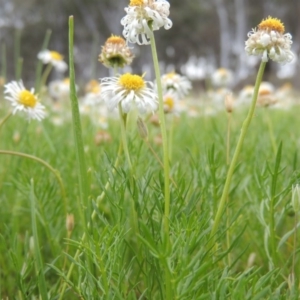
[{"x1": 0, "y1": 0, "x2": 299, "y2": 90}]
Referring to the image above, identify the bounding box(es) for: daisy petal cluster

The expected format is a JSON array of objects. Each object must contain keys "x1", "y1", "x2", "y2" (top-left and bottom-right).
[
  {"x1": 99, "y1": 35, "x2": 134, "y2": 68},
  {"x1": 48, "y1": 78, "x2": 74, "y2": 101},
  {"x1": 163, "y1": 93, "x2": 178, "y2": 114},
  {"x1": 4, "y1": 81, "x2": 46, "y2": 121},
  {"x1": 82, "y1": 80, "x2": 102, "y2": 106},
  {"x1": 37, "y1": 49, "x2": 68, "y2": 72},
  {"x1": 211, "y1": 68, "x2": 233, "y2": 88},
  {"x1": 100, "y1": 73, "x2": 158, "y2": 114},
  {"x1": 245, "y1": 16, "x2": 294, "y2": 64},
  {"x1": 161, "y1": 72, "x2": 192, "y2": 100},
  {"x1": 121, "y1": 0, "x2": 172, "y2": 45}
]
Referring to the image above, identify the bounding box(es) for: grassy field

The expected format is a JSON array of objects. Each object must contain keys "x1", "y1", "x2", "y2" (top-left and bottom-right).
[{"x1": 1, "y1": 88, "x2": 300, "y2": 299}]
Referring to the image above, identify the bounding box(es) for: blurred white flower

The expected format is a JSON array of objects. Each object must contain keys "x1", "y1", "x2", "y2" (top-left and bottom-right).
[
  {"x1": 238, "y1": 85, "x2": 254, "y2": 105},
  {"x1": 211, "y1": 68, "x2": 233, "y2": 88},
  {"x1": 48, "y1": 78, "x2": 74, "y2": 101},
  {"x1": 161, "y1": 72, "x2": 192, "y2": 100},
  {"x1": 82, "y1": 80, "x2": 102, "y2": 106},
  {"x1": 4, "y1": 80, "x2": 46, "y2": 121},
  {"x1": 257, "y1": 81, "x2": 277, "y2": 107},
  {"x1": 121, "y1": 0, "x2": 172, "y2": 45},
  {"x1": 38, "y1": 49, "x2": 68, "y2": 72}
]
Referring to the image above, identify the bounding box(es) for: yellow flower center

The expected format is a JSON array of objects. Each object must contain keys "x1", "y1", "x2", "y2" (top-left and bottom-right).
[
  {"x1": 119, "y1": 73, "x2": 145, "y2": 91},
  {"x1": 259, "y1": 89, "x2": 272, "y2": 96},
  {"x1": 50, "y1": 51, "x2": 64, "y2": 61},
  {"x1": 165, "y1": 72, "x2": 176, "y2": 79},
  {"x1": 63, "y1": 78, "x2": 70, "y2": 84},
  {"x1": 217, "y1": 68, "x2": 228, "y2": 75},
  {"x1": 19, "y1": 90, "x2": 37, "y2": 108},
  {"x1": 258, "y1": 16, "x2": 285, "y2": 34},
  {"x1": 129, "y1": 0, "x2": 144, "y2": 6},
  {"x1": 86, "y1": 80, "x2": 100, "y2": 94},
  {"x1": 91, "y1": 85, "x2": 100, "y2": 94},
  {"x1": 106, "y1": 35, "x2": 126, "y2": 45},
  {"x1": 164, "y1": 96, "x2": 174, "y2": 109}
]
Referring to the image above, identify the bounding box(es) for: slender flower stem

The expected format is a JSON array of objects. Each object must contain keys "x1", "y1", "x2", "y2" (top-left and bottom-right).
[
  {"x1": 69, "y1": 16, "x2": 89, "y2": 227},
  {"x1": 1, "y1": 43, "x2": 7, "y2": 82},
  {"x1": 14, "y1": 29, "x2": 22, "y2": 80},
  {"x1": 168, "y1": 114, "x2": 175, "y2": 162},
  {"x1": 16, "y1": 57, "x2": 23, "y2": 81},
  {"x1": 0, "y1": 150, "x2": 67, "y2": 215},
  {"x1": 0, "y1": 112, "x2": 12, "y2": 132},
  {"x1": 145, "y1": 140, "x2": 177, "y2": 188},
  {"x1": 40, "y1": 64, "x2": 53, "y2": 90},
  {"x1": 149, "y1": 32, "x2": 171, "y2": 237},
  {"x1": 226, "y1": 113, "x2": 232, "y2": 165},
  {"x1": 292, "y1": 213, "x2": 298, "y2": 285},
  {"x1": 118, "y1": 104, "x2": 139, "y2": 246},
  {"x1": 264, "y1": 108, "x2": 277, "y2": 154},
  {"x1": 118, "y1": 104, "x2": 133, "y2": 172},
  {"x1": 149, "y1": 31, "x2": 172, "y2": 300},
  {"x1": 209, "y1": 61, "x2": 267, "y2": 244},
  {"x1": 29, "y1": 180, "x2": 49, "y2": 300},
  {"x1": 226, "y1": 111, "x2": 232, "y2": 266},
  {"x1": 35, "y1": 29, "x2": 52, "y2": 92}
]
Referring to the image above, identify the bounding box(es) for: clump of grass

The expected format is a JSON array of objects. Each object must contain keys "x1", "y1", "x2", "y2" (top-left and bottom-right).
[{"x1": 0, "y1": 9, "x2": 299, "y2": 300}]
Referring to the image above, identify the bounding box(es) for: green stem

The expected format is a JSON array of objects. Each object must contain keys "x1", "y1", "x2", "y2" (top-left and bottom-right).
[
  {"x1": 209, "y1": 61, "x2": 266, "y2": 244},
  {"x1": 35, "y1": 29, "x2": 52, "y2": 92},
  {"x1": 0, "y1": 150, "x2": 67, "y2": 215},
  {"x1": 269, "y1": 195, "x2": 276, "y2": 268},
  {"x1": 40, "y1": 64, "x2": 53, "y2": 90},
  {"x1": 264, "y1": 108, "x2": 277, "y2": 154},
  {"x1": 168, "y1": 114, "x2": 174, "y2": 162},
  {"x1": 0, "y1": 112, "x2": 12, "y2": 132},
  {"x1": 149, "y1": 31, "x2": 172, "y2": 300},
  {"x1": 69, "y1": 16, "x2": 89, "y2": 227},
  {"x1": 226, "y1": 113, "x2": 232, "y2": 165},
  {"x1": 118, "y1": 104, "x2": 133, "y2": 172},
  {"x1": 1, "y1": 43, "x2": 7, "y2": 82},
  {"x1": 145, "y1": 140, "x2": 177, "y2": 188},
  {"x1": 30, "y1": 180, "x2": 49, "y2": 300},
  {"x1": 292, "y1": 213, "x2": 298, "y2": 285},
  {"x1": 149, "y1": 31, "x2": 170, "y2": 237},
  {"x1": 226, "y1": 112, "x2": 232, "y2": 266},
  {"x1": 14, "y1": 29, "x2": 21, "y2": 79},
  {"x1": 16, "y1": 57, "x2": 23, "y2": 81},
  {"x1": 118, "y1": 103, "x2": 139, "y2": 247}
]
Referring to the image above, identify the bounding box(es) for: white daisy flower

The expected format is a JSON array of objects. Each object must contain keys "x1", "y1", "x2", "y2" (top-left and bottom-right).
[
  {"x1": 82, "y1": 80, "x2": 102, "y2": 106},
  {"x1": 100, "y1": 73, "x2": 158, "y2": 114},
  {"x1": 121, "y1": 0, "x2": 172, "y2": 45},
  {"x1": 161, "y1": 72, "x2": 192, "y2": 100},
  {"x1": 211, "y1": 68, "x2": 233, "y2": 88},
  {"x1": 163, "y1": 92, "x2": 180, "y2": 114},
  {"x1": 37, "y1": 49, "x2": 68, "y2": 72},
  {"x1": 245, "y1": 16, "x2": 294, "y2": 64},
  {"x1": 48, "y1": 78, "x2": 76, "y2": 101},
  {"x1": 4, "y1": 81, "x2": 46, "y2": 121}
]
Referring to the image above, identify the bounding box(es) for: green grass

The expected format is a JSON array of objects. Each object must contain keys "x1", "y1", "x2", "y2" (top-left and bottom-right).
[{"x1": 1, "y1": 97, "x2": 300, "y2": 299}]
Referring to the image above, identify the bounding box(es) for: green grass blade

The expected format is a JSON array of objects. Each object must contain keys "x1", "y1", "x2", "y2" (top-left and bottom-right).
[
  {"x1": 68, "y1": 15, "x2": 89, "y2": 227},
  {"x1": 30, "y1": 179, "x2": 49, "y2": 300}
]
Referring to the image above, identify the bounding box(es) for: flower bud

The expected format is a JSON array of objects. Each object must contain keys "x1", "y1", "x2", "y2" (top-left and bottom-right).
[
  {"x1": 66, "y1": 213, "x2": 75, "y2": 232},
  {"x1": 225, "y1": 93, "x2": 234, "y2": 113}
]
